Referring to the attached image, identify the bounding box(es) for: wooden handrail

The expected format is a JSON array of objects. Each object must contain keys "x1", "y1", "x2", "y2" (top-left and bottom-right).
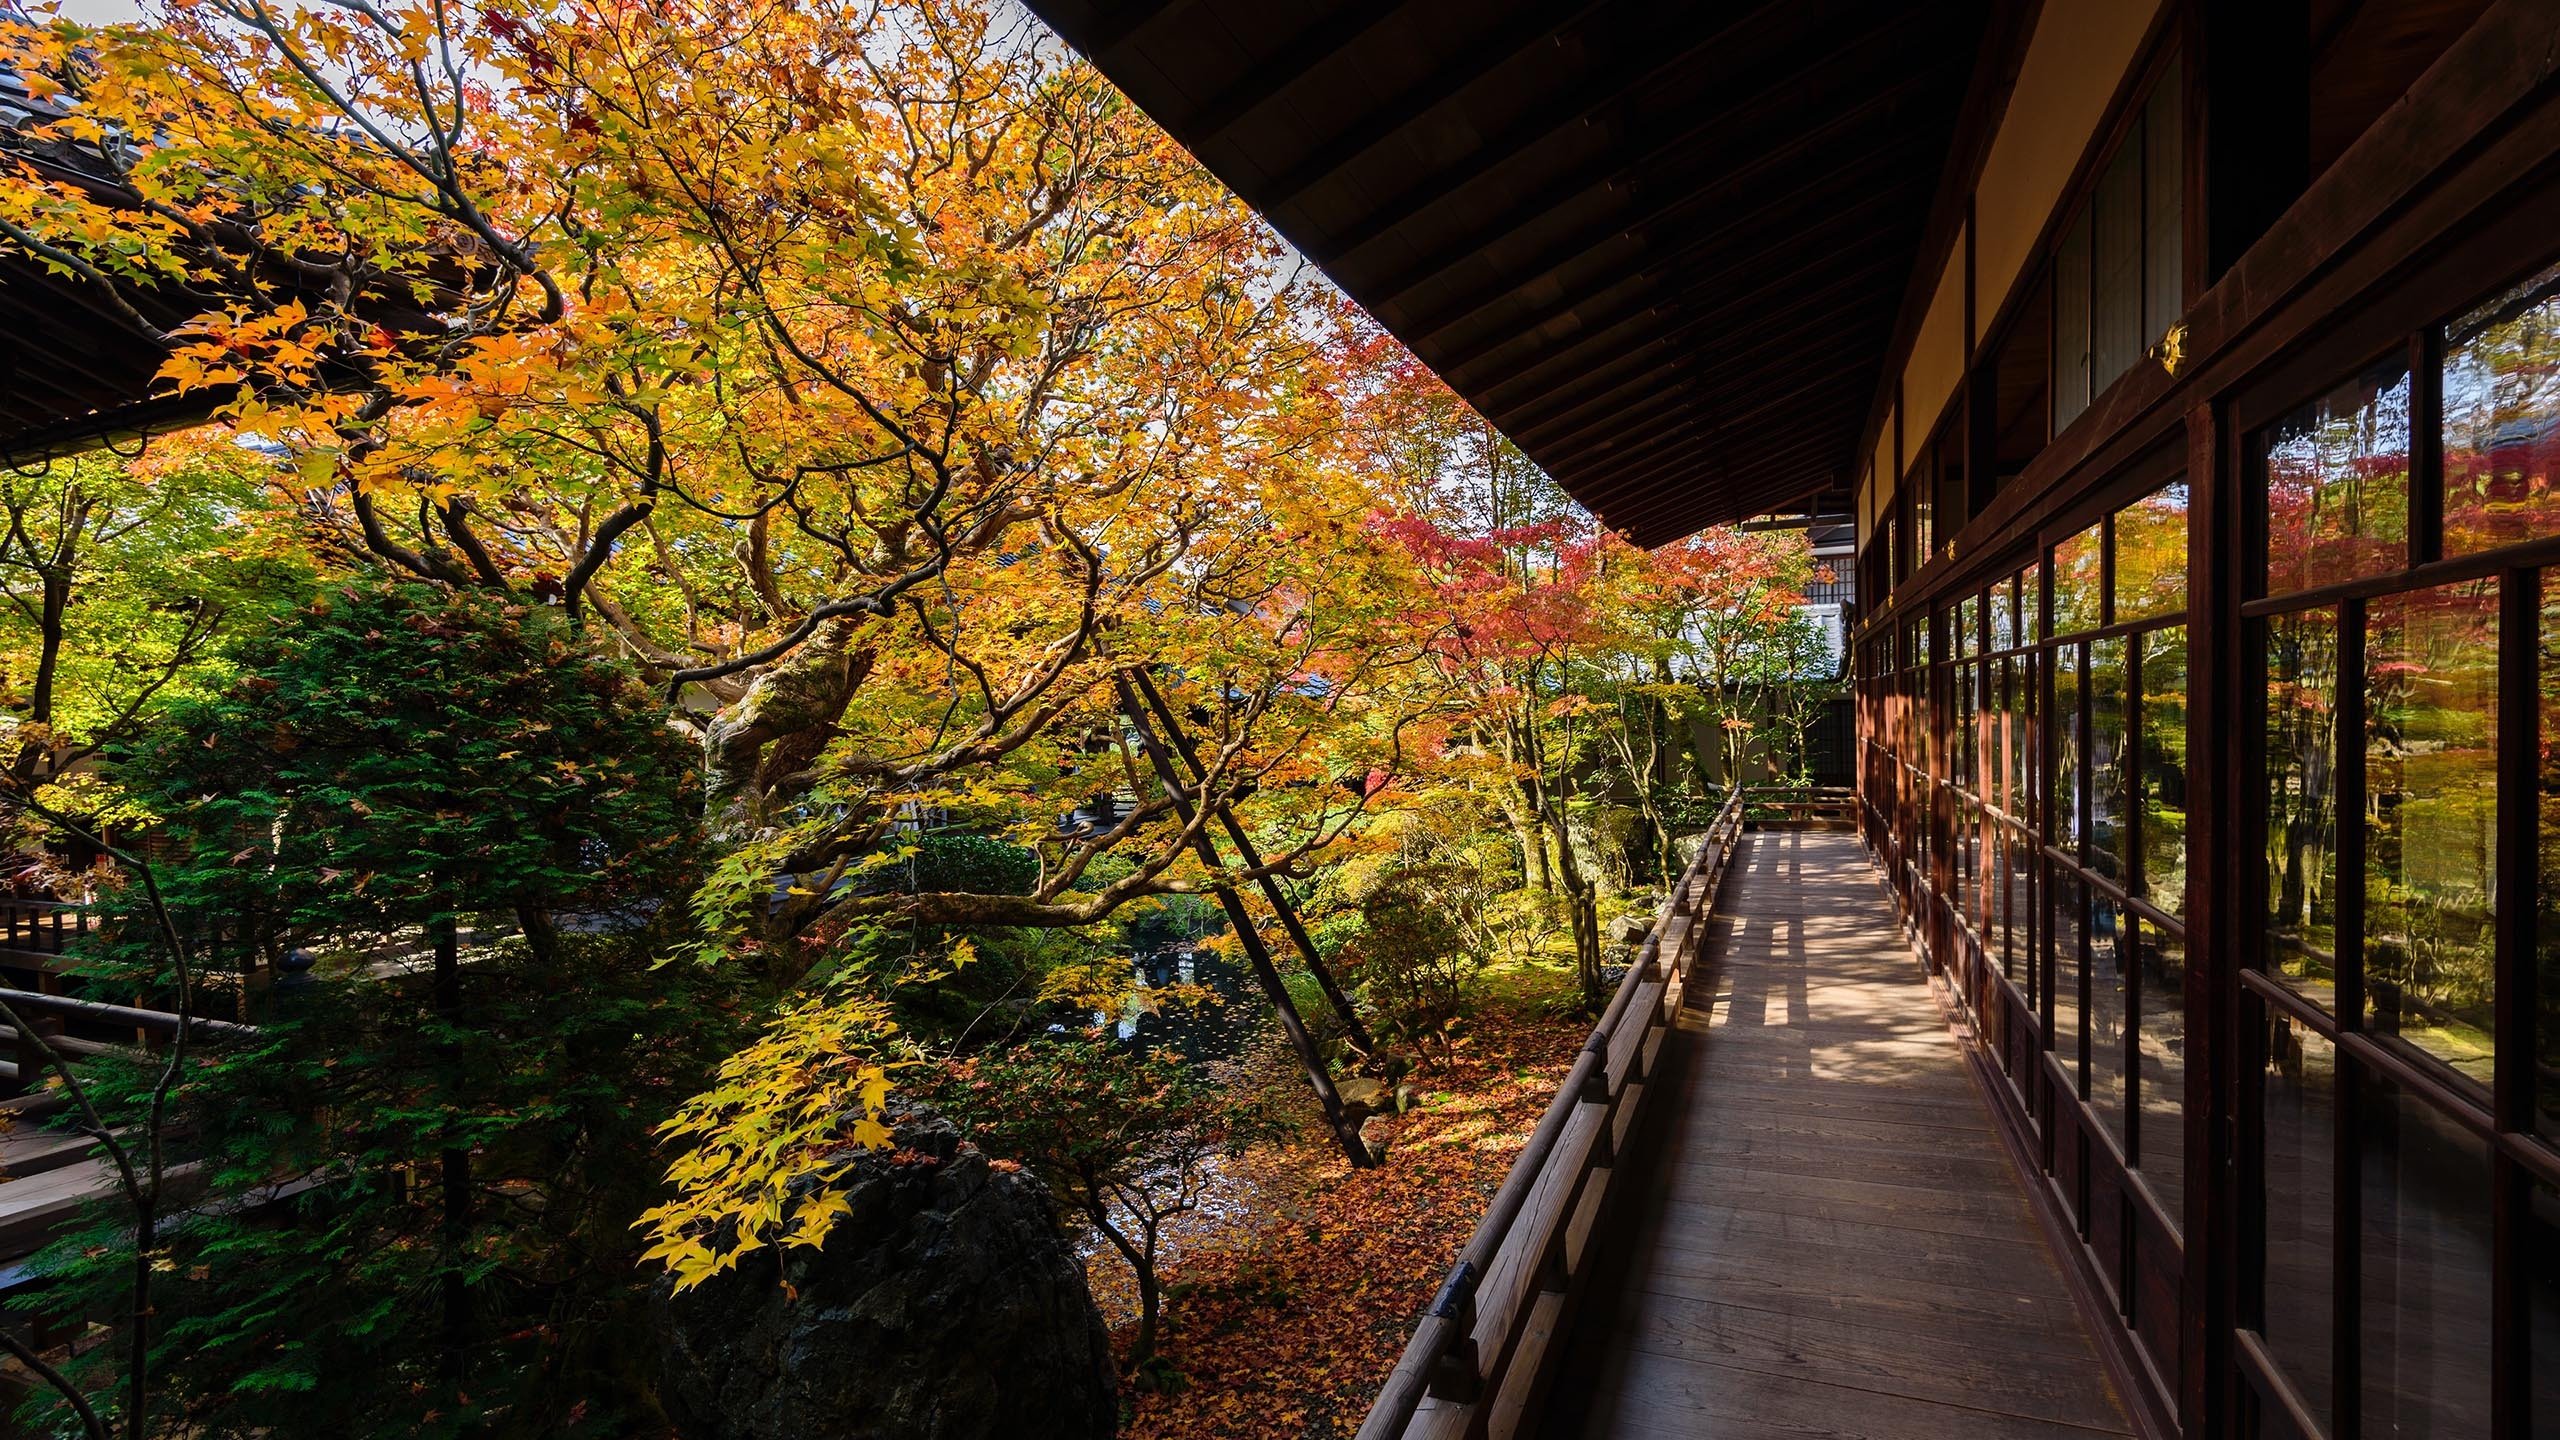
[
  {"x1": 1355, "y1": 787, "x2": 1750, "y2": 1440},
  {"x1": 0, "y1": 987, "x2": 256, "y2": 1040}
]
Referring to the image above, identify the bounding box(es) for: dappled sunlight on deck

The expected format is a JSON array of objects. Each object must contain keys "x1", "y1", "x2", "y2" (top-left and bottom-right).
[{"x1": 1543, "y1": 831, "x2": 2132, "y2": 1440}]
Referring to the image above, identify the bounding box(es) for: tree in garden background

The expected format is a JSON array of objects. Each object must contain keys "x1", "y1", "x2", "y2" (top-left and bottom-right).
[
  {"x1": 26, "y1": 580, "x2": 722, "y2": 1438},
  {"x1": 0, "y1": 437, "x2": 310, "y2": 796},
  {"x1": 936, "y1": 1033, "x2": 1280, "y2": 1374}
]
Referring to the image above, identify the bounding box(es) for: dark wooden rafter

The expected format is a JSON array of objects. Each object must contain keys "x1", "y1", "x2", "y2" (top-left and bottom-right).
[
  {"x1": 1367, "y1": 20, "x2": 1942, "y2": 312},
  {"x1": 1259, "y1": 0, "x2": 1620, "y2": 216},
  {"x1": 1426, "y1": 158, "x2": 1917, "y2": 374},
  {"x1": 1505, "y1": 295, "x2": 1895, "y2": 458},
  {"x1": 1369, "y1": 67, "x2": 1950, "y2": 322},
  {"x1": 1311, "y1": 0, "x2": 1811, "y2": 266},
  {"x1": 1469, "y1": 248, "x2": 1912, "y2": 416},
  {"x1": 1174, "y1": 1, "x2": 1413, "y2": 142}
]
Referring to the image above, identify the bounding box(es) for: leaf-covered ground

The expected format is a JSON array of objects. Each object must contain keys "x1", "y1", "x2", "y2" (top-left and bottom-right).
[{"x1": 1101, "y1": 1003, "x2": 1584, "y2": 1439}]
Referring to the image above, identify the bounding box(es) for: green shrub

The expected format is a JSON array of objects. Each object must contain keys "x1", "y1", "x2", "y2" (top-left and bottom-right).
[{"x1": 1344, "y1": 864, "x2": 1486, "y2": 1054}]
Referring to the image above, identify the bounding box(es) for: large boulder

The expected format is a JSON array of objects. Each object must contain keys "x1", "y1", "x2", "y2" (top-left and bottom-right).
[{"x1": 656, "y1": 1106, "x2": 1118, "y2": 1440}]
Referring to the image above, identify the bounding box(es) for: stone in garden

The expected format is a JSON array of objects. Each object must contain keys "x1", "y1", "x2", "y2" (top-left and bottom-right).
[{"x1": 656, "y1": 1105, "x2": 1117, "y2": 1440}]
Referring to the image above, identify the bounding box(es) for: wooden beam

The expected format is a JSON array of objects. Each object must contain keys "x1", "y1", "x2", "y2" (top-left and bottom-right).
[
  {"x1": 1471, "y1": 251, "x2": 1907, "y2": 416},
  {"x1": 1315, "y1": 0, "x2": 1810, "y2": 262},
  {"x1": 1176, "y1": 2, "x2": 1414, "y2": 143},
  {"x1": 1426, "y1": 159, "x2": 1915, "y2": 372},
  {"x1": 1261, "y1": 0, "x2": 1616, "y2": 217},
  {"x1": 1368, "y1": 65, "x2": 1946, "y2": 315}
]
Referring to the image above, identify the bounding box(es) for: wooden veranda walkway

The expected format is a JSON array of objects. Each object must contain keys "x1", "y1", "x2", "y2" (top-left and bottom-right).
[{"x1": 1538, "y1": 830, "x2": 2130, "y2": 1438}]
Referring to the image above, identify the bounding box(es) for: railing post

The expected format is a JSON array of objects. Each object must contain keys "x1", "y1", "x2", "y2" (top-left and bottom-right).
[
  {"x1": 1577, "y1": 1040, "x2": 1609, "y2": 1106},
  {"x1": 1425, "y1": 1261, "x2": 1482, "y2": 1403},
  {"x1": 10, "y1": 1014, "x2": 61, "y2": 1095}
]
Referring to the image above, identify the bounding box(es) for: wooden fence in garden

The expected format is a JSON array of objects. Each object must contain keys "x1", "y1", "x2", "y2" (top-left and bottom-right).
[{"x1": 1354, "y1": 787, "x2": 1748, "y2": 1440}]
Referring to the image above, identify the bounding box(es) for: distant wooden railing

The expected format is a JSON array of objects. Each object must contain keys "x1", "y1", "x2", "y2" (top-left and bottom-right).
[
  {"x1": 0, "y1": 899, "x2": 94, "y2": 964},
  {"x1": 1355, "y1": 787, "x2": 1748, "y2": 1440},
  {"x1": 1743, "y1": 784, "x2": 1857, "y2": 829}
]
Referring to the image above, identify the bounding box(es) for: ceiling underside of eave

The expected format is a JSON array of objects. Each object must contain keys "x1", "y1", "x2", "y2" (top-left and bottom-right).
[{"x1": 1022, "y1": 0, "x2": 1991, "y2": 545}]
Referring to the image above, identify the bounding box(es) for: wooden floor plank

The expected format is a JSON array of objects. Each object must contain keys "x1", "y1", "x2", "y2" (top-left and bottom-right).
[{"x1": 1540, "y1": 830, "x2": 2131, "y2": 1439}]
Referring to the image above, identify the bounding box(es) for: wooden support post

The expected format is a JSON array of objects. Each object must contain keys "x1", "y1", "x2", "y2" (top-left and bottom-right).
[
  {"x1": 2182, "y1": 399, "x2": 2238, "y2": 1439},
  {"x1": 1124, "y1": 668, "x2": 1379, "y2": 1057},
  {"x1": 1425, "y1": 1261, "x2": 1482, "y2": 1403},
  {"x1": 11, "y1": 1015, "x2": 62, "y2": 1096},
  {"x1": 1114, "y1": 675, "x2": 1375, "y2": 1169}
]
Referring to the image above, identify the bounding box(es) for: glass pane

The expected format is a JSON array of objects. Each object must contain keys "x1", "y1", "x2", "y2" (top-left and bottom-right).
[
  {"x1": 2262, "y1": 355, "x2": 2413, "y2": 597},
  {"x1": 2260, "y1": 1014, "x2": 2339, "y2": 1433},
  {"x1": 2142, "y1": 627, "x2": 2191, "y2": 918},
  {"x1": 2136, "y1": 921, "x2": 2187, "y2": 1224},
  {"x1": 2053, "y1": 873, "x2": 2084, "y2": 1084},
  {"x1": 2543, "y1": 569, "x2": 2560, "y2": 1142},
  {"x1": 1993, "y1": 823, "x2": 2013, "y2": 970},
  {"x1": 2016, "y1": 650, "x2": 2035, "y2": 825},
  {"x1": 2092, "y1": 889, "x2": 2130, "y2": 1149},
  {"x1": 1956, "y1": 597, "x2": 1975, "y2": 660},
  {"x1": 2093, "y1": 136, "x2": 2145, "y2": 396},
  {"x1": 2443, "y1": 259, "x2": 2560, "y2": 558},
  {"x1": 2365, "y1": 581, "x2": 2499, "y2": 1093},
  {"x1": 2012, "y1": 832, "x2": 2037, "y2": 996},
  {"x1": 2266, "y1": 609, "x2": 2343, "y2": 1010},
  {"x1": 1991, "y1": 574, "x2": 2018, "y2": 652},
  {"x1": 1937, "y1": 444, "x2": 1968, "y2": 553},
  {"x1": 2142, "y1": 60, "x2": 2183, "y2": 348},
  {"x1": 2057, "y1": 209, "x2": 2094, "y2": 433},
  {"x1": 2528, "y1": 1182, "x2": 2560, "y2": 1437},
  {"x1": 1960, "y1": 798, "x2": 1979, "y2": 926},
  {"x1": 2114, "y1": 481, "x2": 2190, "y2": 624},
  {"x1": 2092, "y1": 636, "x2": 2129, "y2": 884},
  {"x1": 2359, "y1": 1075, "x2": 2495, "y2": 1438},
  {"x1": 2025, "y1": 561, "x2": 2046, "y2": 643},
  {"x1": 2056, "y1": 642, "x2": 2085, "y2": 852},
  {"x1": 2054, "y1": 522, "x2": 2105, "y2": 634}
]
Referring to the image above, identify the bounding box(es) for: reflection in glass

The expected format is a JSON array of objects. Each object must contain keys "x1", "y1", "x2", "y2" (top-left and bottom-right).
[
  {"x1": 2260, "y1": 1015, "x2": 2337, "y2": 1433},
  {"x1": 2114, "y1": 482, "x2": 2189, "y2": 623},
  {"x1": 2091, "y1": 890, "x2": 2129, "y2": 1149},
  {"x1": 1956, "y1": 595, "x2": 1976, "y2": 660},
  {"x1": 2025, "y1": 562, "x2": 2046, "y2": 644},
  {"x1": 2055, "y1": 523, "x2": 2105, "y2": 635},
  {"x1": 2261, "y1": 356, "x2": 2413, "y2": 597},
  {"x1": 2141, "y1": 628, "x2": 2190, "y2": 918},
  {"x1": 2142, "y1": 64, "x2": 2183, "y2": 348},
  {"x1": 2359, "y1": 1076, "x2": 2494, "y2": 1437},
  {"x1": 2092, "y1": 637, "x2": 2128, "y2": 884},
  {"x1": 2013, "y1": 651, "x2": 2034, "y2": 824},
  {"x1": 2057, "y1": 209, "x2": 2093, "y2": 433},
  {"x1": 2443, "y1": 259, "x2": 2560, "y2": 557},
  {"x1": 2135, "y1": 922, "x2": 2186, "y2": 1223},
  {"x1": 2545, "y1": 571, "x2": 2560, "y2": 1141},
  {"x1": 1991, "y1": 574, "x2": 2018, "y2": 652},
  {"x1": 2094, "y1": 137, "x2": 2144, "y2": 393},
  {"x1": 2051, "y1": 874, "x2": 2083, "y2": 1085},
  {"x1": 2056, "y1": 642, "x2": 2084, "y2": 855},
  {"x1": 2008, "y1": 831, "x2": 2033, "y2": 993},
  {"x1": 2365, "y1": 582, "x2": 2498, "y2": 1093},
  {"x1": 2266, "y1": 610, "x2": 2342, "y2": 1009}
]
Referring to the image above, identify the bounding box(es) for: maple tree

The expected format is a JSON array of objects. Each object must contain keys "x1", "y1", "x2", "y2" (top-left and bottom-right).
[
  {"x1": 0, "y1": 0, "x2": 1831, "y2": 1430},
  {"x1": 938, "y1": 1032, "x2": 1280, "y2": 1372}
]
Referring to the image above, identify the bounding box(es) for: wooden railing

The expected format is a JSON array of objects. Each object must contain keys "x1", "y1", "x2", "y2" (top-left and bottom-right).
[
  {"x1": 0, "y1": 899, "x2": 93, "y2": 965},
  {"x1": 1355, "y1": 788, "x2": 1747, "y2": 1440},
  {"x1": 1743, "y1": 784, "x2": 1857, "y2": 829}
]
